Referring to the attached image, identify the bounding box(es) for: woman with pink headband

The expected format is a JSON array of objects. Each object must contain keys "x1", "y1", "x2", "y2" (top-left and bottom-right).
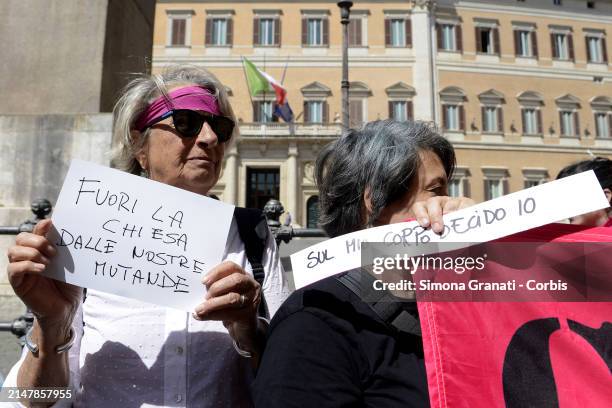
[{"x1": 5, "y1": 65, "x2": 291, "y2": 407}]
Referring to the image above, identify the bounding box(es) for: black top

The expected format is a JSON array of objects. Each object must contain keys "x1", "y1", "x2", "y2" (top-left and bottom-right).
[{"x1": 253, "y1": 273, "x2": 429, "y2": 408}]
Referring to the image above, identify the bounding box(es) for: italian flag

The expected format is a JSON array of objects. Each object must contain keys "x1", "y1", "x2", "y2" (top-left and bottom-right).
[{"x1": 242, "y1": 57, "x2": 287, "y2": 105}]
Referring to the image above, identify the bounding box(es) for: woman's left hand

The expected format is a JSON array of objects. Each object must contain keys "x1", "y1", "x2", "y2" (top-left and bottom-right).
[
  {"x1": 411, "y1": 196, "x2": 476, "y2": 234},
  {"x1": 194, "y1": 261, "x2": 263, "y2": 356}
]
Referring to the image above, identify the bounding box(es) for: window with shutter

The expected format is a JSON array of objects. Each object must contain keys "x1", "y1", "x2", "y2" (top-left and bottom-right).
[
  {"x1": 322, "y1": 18, "x2": 329, "y2": 46},
  {"x1": 205, "y1": 18, "x2": 213, "y2": 45},
  {"x1": 227, "y1": 19, "x2": 233, "y2": 46},
  {"x1": 482, "y1": 106, "x2": 500, "y2": 133},
  {"x1": 536, "y1": 110, "x2": 543, "y2": 134},
  {"x1": 514, "y1": 30, "x2": 520, "y2": 56},
  {"x1": 475, "y1": 27, "x2": 497, "y2": 54},
  {"x1": 492, "y1": 28, "x2": 500, "y2": 54},
  {"x1": 443, "y1": 105, "x2": 462, "y2": 131},
  {"x1": 522, "y1": 109, "x2": 540, "y2": 135},
  {"x1": 439, "y1": 24, "x2": 457, "y2": 51},
  {"x1": 274, "y1": 18, "x2": 281, "y2": 46},
  {"x1": 389, "y1": 101, "x2": 409, "y2": 121},
  {"x1": 406, "y1": 19, "x2": 412, "y2": 47},
  {"x1": 305, "y1": 101, "x2": 324, "y2": 123},
  {"x1": 253, "y1": 18, "x2": 260, "y2": 45},
  {"x1": 387, "y1": 19, "x2": 407, "y2": 47},
  {"x1": 515, "y1": 30, "x2": 533, "y2": 57},
  {"x1": 456, "y1": 25, "x2": 463, "y2": 52},
  {"x1": 551, "y1": 32, "x2": 572, "y2": 60},
  {"x1": 348, "y1": 18, "x2": 362, "y2": 46},
  {"x1": 384, "y1": 19, "x2": 391, "y2": 46},
  {"x1": 574, "y1": 111, "x2": 580, "y2": 136},
  {"x1": 301, "y1": 19, "x2": 307, "y2": 46},
  {"x1": 257, "y1": 18, "x2": 275, "y2": 46},
  {"x1": 595, "y1": 113, "x2": 611, "y2": 138},
  {"x1": 349, "y1": 100, "x2": 364, "y2": 128},
  {"x1": 560, "y1": 111, "x2": 575, "y2": 136},
  {"x1": 305, "y1": 18, "x2": 327, "y2": 46},
  {"x1": 171, "y1": 19, "x2": 186, "y2": 46},
  {"x1": 253, "y1": 101, "x2": 261, "y2": 122},
  {"x1": 484, "y1": 179, "x2": 505, "y2": 200},
  {"x1": 211, "y1": 18, "x2": 229, "y2": 46},
  {"x1": 550, "y1": 33, "x2": 559, "y2": 59},
  {"x1": 586, "y1": 36, "x2": 604, "y2": 63},
  {"x1": 483, "y1": 169, "x2": 509, "y2": 200}
]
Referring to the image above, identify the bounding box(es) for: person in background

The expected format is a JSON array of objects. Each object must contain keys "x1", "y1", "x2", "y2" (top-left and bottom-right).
[
  {"x1": 254, "y1": 120, "x2": 474, "y2": 407},
  {"x1": 556, "y1": 157, "x2": 612, "y2": 227},
  {"x1": 5, "y1": 66, "x2": 290, "y2": 407},
  {"x1": 282, "y1": 212, "x2": 292, "y2": 227}
]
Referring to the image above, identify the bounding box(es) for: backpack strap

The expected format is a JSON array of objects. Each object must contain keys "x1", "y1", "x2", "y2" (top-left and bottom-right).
[
  {"x1": 336, "y1": 269, "x2": 421, "y2": 337},
  {"x1": 234, "y1": 207, "x2": 269, "y2": 318}
]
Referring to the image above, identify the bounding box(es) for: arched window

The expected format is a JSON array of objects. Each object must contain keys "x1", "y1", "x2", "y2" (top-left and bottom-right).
[{"x1": 306, "y1": 196, "x2": 320, "y2": 229}]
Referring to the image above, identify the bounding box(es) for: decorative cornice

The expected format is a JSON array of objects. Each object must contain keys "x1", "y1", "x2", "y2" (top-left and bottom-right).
[{"x1": 411, "y1": 0, "x2": 437, "y2": 12}]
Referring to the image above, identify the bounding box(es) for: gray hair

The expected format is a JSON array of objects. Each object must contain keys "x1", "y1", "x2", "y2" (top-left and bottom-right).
[
  {"x1": 315, "y1": 120, "x2": 456, "y2": 238},
  {"x1": 111, "y1": 65, "x2": 237, "y2": 174}
]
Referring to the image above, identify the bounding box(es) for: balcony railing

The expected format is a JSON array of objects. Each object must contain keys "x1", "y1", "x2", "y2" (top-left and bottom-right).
[{"x1": 238, "y1": 122, "x2": 343, "y2": 137}]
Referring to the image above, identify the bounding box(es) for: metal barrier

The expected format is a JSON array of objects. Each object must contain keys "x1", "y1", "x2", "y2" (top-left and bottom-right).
[
  {"x1": 262, "y1": 199, "x2": 326, "y2": 245},
  {"x1": 0, "y1": 198, "x2": 325, "y2": 341},
  {"x1": 0, "y1": 199, "x2": 52, "y2": 342}
]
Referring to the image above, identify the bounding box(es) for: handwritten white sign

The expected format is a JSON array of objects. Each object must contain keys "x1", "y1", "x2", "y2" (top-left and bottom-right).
[
  {"x1": 45, "y1": 160, "x2": 235, "y2": 312},
  {"x1": 291, "y1": 171, "x2": 610, "y2": 289}
]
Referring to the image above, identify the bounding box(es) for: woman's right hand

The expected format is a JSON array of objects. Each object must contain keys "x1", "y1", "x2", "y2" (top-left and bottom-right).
[{"x1": 7, "y1": 219, "x2": 81, "y2": 329}]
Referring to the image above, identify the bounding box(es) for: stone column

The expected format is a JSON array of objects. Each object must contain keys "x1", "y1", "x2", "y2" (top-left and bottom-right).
[
  {"x1": 286, "y1": 142, "x2": 299, "y2": 221},
  {"x1": 411, "y1": 0, "x2": 438, "y2": 122},
  {"x1": 224, "y1": 144, "x2": 239, "y2": 205}
]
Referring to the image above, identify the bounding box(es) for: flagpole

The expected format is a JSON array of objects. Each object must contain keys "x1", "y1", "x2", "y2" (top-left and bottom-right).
[
  {"x1": 261, "y1": 53, "x2": 267, "y2": 122},
  {"x1": 240, "y1": 56, "x2": 255, "y2": 124},
  {"x1": 280, "y1": 55, "x2": 289, "y2": 85},
  {"x1": 279, "y1": 55, "x2": 295, "y2": 136}
]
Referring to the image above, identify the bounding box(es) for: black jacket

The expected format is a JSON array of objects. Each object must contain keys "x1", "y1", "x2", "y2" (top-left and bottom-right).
[{"x1": 254, "y1": 272, "x2": 429, "y2": 408}]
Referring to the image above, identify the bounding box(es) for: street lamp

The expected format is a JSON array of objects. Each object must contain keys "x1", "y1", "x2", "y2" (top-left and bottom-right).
[{"x1": 337, "y1": 1, "x2": 353, "y2": 130}]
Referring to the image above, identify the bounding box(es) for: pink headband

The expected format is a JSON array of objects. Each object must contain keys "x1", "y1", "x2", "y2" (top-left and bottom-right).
[{"x1": 134, "y1": 86, "x2": 222, "y2": 131}]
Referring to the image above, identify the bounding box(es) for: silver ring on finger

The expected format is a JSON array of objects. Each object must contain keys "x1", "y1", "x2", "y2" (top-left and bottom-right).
[{"x1": 239, "y1": 294, "x2": 247, "y2": 308}]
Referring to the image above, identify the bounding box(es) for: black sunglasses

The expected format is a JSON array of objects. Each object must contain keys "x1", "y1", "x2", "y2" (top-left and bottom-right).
[{"x1": 142, "y1": 109, "x2": 234, "y2": 143}]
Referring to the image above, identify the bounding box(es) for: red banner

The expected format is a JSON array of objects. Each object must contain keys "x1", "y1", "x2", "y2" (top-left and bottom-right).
[{"x1": 418, "y1": 223, "x2": 612, "y2": 408}]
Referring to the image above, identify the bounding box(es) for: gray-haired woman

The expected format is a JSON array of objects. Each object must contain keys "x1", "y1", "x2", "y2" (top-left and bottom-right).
[
  {"x1": 5, "y1": 66, "x2": 290, "y2": 407},
  {"x1": 254, "y1": 120, "x2": 473, "y2": 407}
]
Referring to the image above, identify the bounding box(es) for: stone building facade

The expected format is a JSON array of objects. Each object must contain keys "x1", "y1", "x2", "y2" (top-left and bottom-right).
[{"x1": 153, "y1": 0, "x2": 612, "y2": 226}]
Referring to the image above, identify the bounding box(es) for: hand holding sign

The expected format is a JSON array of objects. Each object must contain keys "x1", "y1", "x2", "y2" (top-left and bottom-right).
[
  {"x1": 291, "y1": 171, "x2": 609, "y2": 289},
  {"x1": 40, "y1": 160, "x2": 235, "y2": 312},
  {"x1": 411, "y1": 196, "x2": 476, "y2": 233},
  {"x1": 7, "y1": 219, "x2": 82, "y2": 338},
  {"x1": 195, "y1": 260, "x2": 264, "y2": 360}
]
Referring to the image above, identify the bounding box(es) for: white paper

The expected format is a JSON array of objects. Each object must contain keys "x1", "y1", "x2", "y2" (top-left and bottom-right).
[
  {"x1": 45, "y1": 159, "x2": 235, "y2": 312},
  {"x1": 291, "y1": 171, "x2": 610, "y2": 289}
]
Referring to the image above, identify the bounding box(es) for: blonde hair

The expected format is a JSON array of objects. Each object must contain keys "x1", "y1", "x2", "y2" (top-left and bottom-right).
[{"x1": 111, "y1": 65, "x2": 237, "y2": 174}]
